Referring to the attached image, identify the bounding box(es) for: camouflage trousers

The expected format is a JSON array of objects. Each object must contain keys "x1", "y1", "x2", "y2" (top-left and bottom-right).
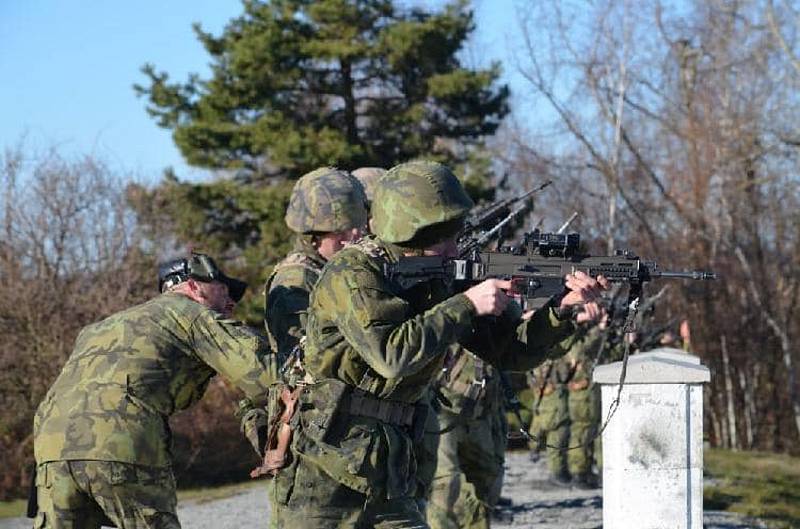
[
  {"x1": 269, "y1": 455, "x2": 428, "y2": 529},
  {"x1": 529, "y1": 387, "x2": 569, "y2": 476},
  {"x1": 567, "y1": 385, "x2": 601, "y2": 476},
  {"x1": 424, "y1": 411, "x2": 506, "y2": 529},
  {"x1": 32, "y1": 460, "x2": 178, "y2": 529}
]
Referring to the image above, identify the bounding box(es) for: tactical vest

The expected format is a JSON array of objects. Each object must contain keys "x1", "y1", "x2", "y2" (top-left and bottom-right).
[{"x1": 264, "y1": 249, "x2": 324, "y2": 360}]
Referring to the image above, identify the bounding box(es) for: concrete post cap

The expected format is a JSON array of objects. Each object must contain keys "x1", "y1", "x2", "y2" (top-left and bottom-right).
[{"x1": 593, "y1": 347, "x2": 710, "y2": 384}]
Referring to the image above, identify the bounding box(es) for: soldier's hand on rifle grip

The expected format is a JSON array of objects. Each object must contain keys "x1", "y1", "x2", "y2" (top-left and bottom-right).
[{"x1": 464, "y1": 279, "x2": 512, "y2": 316}]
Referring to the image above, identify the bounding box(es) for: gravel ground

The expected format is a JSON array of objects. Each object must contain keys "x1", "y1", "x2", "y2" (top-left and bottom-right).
[{"x1": 1, "y1": 451, "x2": 767, "y2": 528}]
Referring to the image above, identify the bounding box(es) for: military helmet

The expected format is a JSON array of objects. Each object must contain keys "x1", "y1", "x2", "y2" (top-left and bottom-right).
[
  {"x1": 371, "y1": 161, "x2": 474, "y2": 246},
  {"x1": 285, "y1": 167, "x2": 368, "y2": 234},
  {"x1": 158, "y1": 252, "x2": 248, "y2": 302},
  {"x1": 352, "y1": 167, "x2": 387, "y2": 204}
]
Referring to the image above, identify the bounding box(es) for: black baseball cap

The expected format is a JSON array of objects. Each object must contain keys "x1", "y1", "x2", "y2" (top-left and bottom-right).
[{"x1": 158, "y1": 252, "x2": 248, "y2": 302}]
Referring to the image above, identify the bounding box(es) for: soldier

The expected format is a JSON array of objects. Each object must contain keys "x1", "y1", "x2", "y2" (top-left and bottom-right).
[
  {"x1": 564, "y1": 326, "x2": 607, "y2": 489},
  {"x1": 264, "y1": 167, "x2": 368, "y2": 363},
  {"x1": 258, "y1": 168, "x2": 367, "y2": 525},
  {"x1": 557, "y1": 318, "x2": 626, "y2": 489},
  {"x1": 423, "y1": 348, "x2": 508, "y2": 529},
  {"x1": 32, "y1": 253, "x2": 279, "y2": 529},
  {"x1": 529, "y1": 358, "x2": 572, "y2": 486},
  {"x1": 351, "y1": 166, "x2": 387, "y2": 208},
  {"x1": 270, "y1": 160, "x2": 608, "y2": 528}
]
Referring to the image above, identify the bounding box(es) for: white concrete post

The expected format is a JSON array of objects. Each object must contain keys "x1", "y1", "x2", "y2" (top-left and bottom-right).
[{"x1": 593, "y1": 347, "x2": 711, "y2": 529}]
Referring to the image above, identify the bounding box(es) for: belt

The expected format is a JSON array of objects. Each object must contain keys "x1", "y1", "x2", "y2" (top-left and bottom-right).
[{"x1": 346, "y1": 389, "x2": 416, "y2": 427}]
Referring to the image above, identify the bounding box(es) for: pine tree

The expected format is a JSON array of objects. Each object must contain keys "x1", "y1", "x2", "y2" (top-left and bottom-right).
[{"x1": 135, "y1": 0, "x2": 508, "y2": 178}]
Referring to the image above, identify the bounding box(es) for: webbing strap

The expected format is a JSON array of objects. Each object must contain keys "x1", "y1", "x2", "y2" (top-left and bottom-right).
[{"x1": 347, "y1": 390, "x2": 416, "y2": 427}]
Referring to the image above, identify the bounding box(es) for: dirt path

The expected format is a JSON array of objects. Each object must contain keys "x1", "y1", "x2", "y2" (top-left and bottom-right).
[{"x1": 1, "y1": 451, "x2": 767, "y2": 528}]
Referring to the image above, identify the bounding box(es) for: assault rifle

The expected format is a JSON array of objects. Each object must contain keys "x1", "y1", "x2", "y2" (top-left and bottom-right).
[
  {"x1": 385, "y1": 229, "x2": 716, "y2": 311},
  {"x1": 460, "y1": 181, "x2": 552, "y2": 255}
]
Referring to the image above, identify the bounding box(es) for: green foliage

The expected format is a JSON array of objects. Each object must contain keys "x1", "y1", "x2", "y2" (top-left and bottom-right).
[
  {"x1": 705, "y1": 448, "x2": 800, "y2": 528},
  {"x1": 134, "y1": 0, "x2": 509, "y2": 178}
]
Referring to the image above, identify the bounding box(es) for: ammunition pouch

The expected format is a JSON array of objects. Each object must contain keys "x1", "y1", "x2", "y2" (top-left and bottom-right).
[
  {"x1": 293, "y1": 378, "x2": 431, "y2": 496},
  {"x1": 437, "y1": 349, "x2": 488, "y2": 419}
]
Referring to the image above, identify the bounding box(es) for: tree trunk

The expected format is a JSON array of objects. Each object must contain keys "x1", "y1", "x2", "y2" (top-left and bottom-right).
[
  {"x1": 721, "y1": 336, "x2": 738, "y2": 450},
  {"x1": 340, "y1": 59, "x2": 358, "y2": 147}
]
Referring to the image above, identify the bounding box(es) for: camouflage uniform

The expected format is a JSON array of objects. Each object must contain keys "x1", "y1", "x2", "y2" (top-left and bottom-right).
[
  {"x1": 265, "y1": 237, "x2": 326, "y2": 360},
  {"x1": 270, "y1": 161, "x2": 577, "y2": 529},
  {"x1": 528, "y1": 358, "x2": 572, "y2": 481},
  {"x1": 33, "y1": 290, "x2": 279, "y2": 529},
  {"x1": 260, "y1": 168, "x2": 367, "y2": 526},
  {"x1": 423, "y1": 349, "x2": 507, "y2": 529},
  {"x1": 564, "y1": 328, "x2": 604, "y2": 484},
  {"x1": 503, "y1": 370, "x2": 537, "y2": 449},
  {"x1": 565, "y1": 326, "x2": 628, "y2": 484},
  {"x1": 265, "y1": 167, "x2": 368, "y2": 361}
]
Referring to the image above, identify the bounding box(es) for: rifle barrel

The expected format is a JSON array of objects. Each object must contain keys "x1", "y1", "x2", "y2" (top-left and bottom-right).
[{"x1": 657, "y1": 270, "x2": 717, "y2": 280}]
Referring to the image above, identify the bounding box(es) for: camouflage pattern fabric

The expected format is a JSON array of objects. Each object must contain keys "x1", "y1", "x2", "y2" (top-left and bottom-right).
[
  {"x1": 371, "y1": 161, "x2": 473, "y2": 245},
  {"x1": 528, "y1": 360, "x2": 572, "y2": 477},
  {"x1": 34, "y1": 292, "x2": 279, "y2": 467},
  {"x1": 284, "y1": 167, "x2": 368, "y2": 234},
  {"x1": 563, "y1": 326, "x2": 621, "y2": 477},
  {"x1": 264, "y1": 236, "x2": 327, "y2": 359},
  {"x1": 502, "y1": 370, "x2": 537, "y2": 449},
  {"x1": 262, "y1": 238, "x2": 325, "y2": 525},
  {"x1": 423, "y1": 351, "x2": 507, "y2": 529},
  {"x1": 272, "y1": 234, "x2": 576, "y2": 524},
  {"x1": 270, "y1": 454, "x2": 428, "y2": 529},
  {"x1": 351, "y1": 167, "x2": 387, "y2": 204},
  {"x1": 530, "y1": 387, "x2": 570, "y2": 477},
  {"x1": 567, "y1": 385, "x2": 601, "y2": 477},
  {"x1": 33, "y1": 460, "x2": 178, "y2": 529}
]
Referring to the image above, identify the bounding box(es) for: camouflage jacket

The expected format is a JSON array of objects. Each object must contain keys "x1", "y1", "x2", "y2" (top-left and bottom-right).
[
  {"x1": 298, "y1": 236, "x2": 576, "y2": 499},
  {"x1": 264, "y1": 237, "x2": 326, "y2": 360},
  {"x1": 34, "y1": 292, "x2": 279, "y2": 468},
  {"x1": 566, "y1": 325, "x2": 627, "y2": 386}
]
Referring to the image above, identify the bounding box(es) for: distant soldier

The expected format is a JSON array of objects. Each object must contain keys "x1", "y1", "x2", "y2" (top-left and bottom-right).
[
  {"x1": 264, "y1": 167, "x2": 368, "y2": 364},
  {"x1": 529, "y1": 357, "x2": 572, "y2": 486},
  {"x1": 351, "y1": 166, "x2": 387, "y2": 207},
  {"x1": 32, "y1": 253, "x2": 280, "y2": 528},
  {"x1": 563, "y1": 327, "x2": 607, "y2": 489}
]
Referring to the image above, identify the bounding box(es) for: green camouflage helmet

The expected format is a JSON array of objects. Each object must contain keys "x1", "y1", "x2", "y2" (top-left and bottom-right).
[
  {"x1": 352, "y1": 167, "x2": 387, "y2": 204},
  {"x1": 285, "y1": 167, "x2": 368, "y2": 233},
  {"x1": 372, "y1": 161, "x2": 474, "y2": 245}
]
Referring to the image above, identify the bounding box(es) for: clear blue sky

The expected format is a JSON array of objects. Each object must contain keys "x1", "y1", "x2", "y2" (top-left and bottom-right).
[{"x1": 0, "y1": 0, "x2": 524, "y2": 183}]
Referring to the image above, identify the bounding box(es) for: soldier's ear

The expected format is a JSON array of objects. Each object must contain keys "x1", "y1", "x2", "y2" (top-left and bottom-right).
[{"x1": 185, "y1": 278, "x2": 202, "y2": 296}]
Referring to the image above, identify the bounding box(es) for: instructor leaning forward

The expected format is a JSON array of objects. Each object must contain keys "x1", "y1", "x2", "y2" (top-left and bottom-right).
[{"x1": 32, "y1": 253, "x2": 280, "y2": 529}]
